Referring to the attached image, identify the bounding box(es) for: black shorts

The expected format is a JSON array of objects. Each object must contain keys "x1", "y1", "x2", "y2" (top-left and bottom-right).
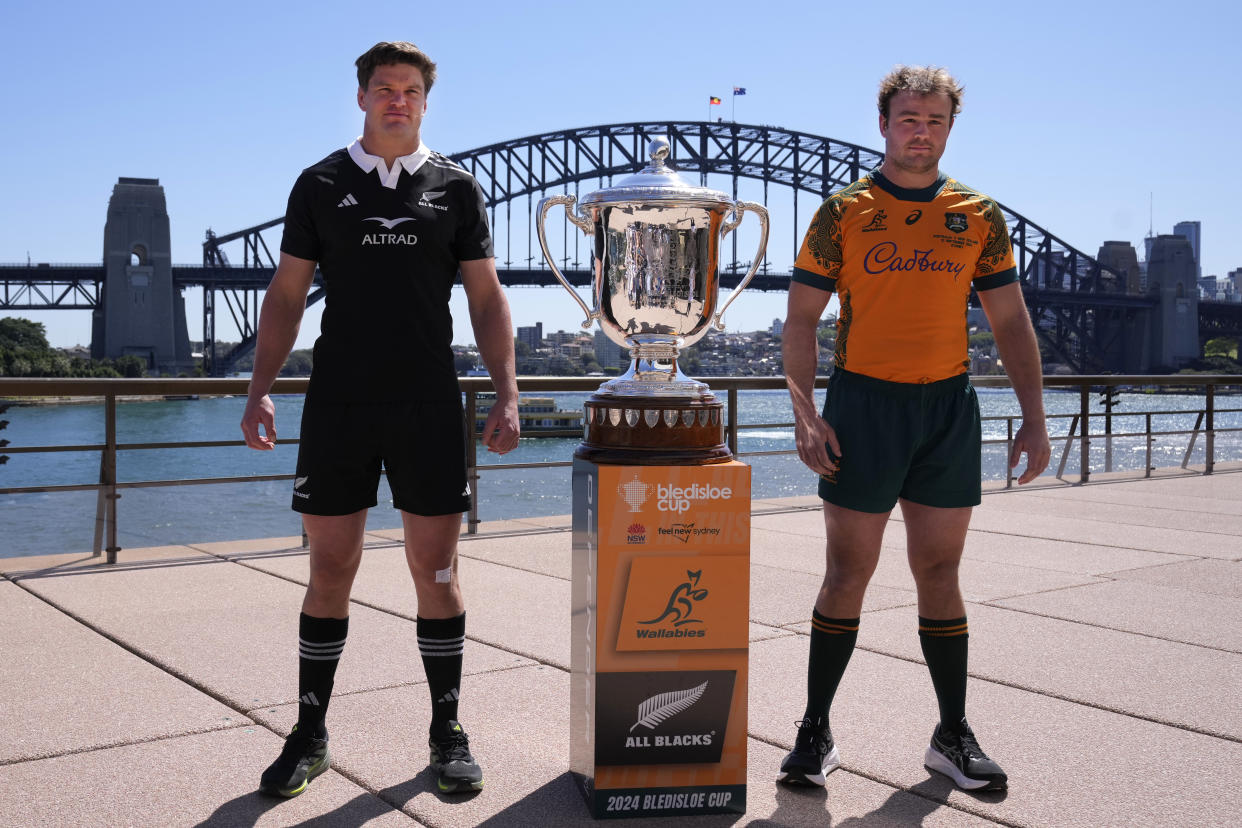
[
  {"x1": 817, "y1": 369, "x2": 981, "y2": 513},
  {"x1": 292, "y1": 399, "x2": 471, "y2": 517}
]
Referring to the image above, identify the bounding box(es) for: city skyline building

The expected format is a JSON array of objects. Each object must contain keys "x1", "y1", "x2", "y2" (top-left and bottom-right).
[{"x1": 1174, "y1": 221, "x2": 1203, "y2": 279}]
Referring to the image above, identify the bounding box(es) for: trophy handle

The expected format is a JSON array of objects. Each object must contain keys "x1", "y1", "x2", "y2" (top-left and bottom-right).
[
  {"x1": 536, "y1": 194, "x2": 598, "y2": 330},
  {"x1": 713, "y1": 200, "x2": 770, "y2": 331}
]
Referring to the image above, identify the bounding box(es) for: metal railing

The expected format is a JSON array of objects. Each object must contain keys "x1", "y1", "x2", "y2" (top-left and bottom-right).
[{"x1": 1, "y1": 374, "x2": 1239, "y2": 563}]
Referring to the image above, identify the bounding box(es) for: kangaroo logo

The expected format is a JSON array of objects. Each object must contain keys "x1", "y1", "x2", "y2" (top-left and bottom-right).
[{"x1": 640, "y1": 570, "x2": 709, "y2": 627}]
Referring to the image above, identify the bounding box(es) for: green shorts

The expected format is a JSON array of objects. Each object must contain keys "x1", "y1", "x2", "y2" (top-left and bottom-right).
[{"x1": 817, "y1": 369, "x2": 981, "y2": 513}]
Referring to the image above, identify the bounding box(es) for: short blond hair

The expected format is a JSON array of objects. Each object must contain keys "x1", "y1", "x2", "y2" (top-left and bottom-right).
[{"x1": 877, "y1": 65, "x2": 963, "y2": 121}]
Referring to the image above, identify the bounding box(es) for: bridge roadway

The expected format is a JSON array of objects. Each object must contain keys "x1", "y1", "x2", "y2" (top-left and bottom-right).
[{"x1": 2, "y1": 468, "x2": 1240, "y2": 826}]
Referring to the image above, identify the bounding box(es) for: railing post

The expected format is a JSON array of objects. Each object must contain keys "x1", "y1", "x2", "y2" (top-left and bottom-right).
[
  {"x1": 727, "y1": 386, "x2": 739, "y2": 458},
  {"x1": 1079, "y1": 386, "x2": 1090, "y2": 483},
  {"x1": 1056, "y1": 414, "x2": 1079, "y2": 481},
  {"x1": 1103, "y1": 384, "x2": 1114, "y2": 473},
  {"x1": 1145, "y1": 413, "x2": 1153, "y2": 478},
  {"x1": 1182, "y1": 411, "x2": 1204, "y2": 471},
  {"x1": 1005, "y1": 417, "x2": 1014, "y2": 489},
  {"x1": 465, "y1": 388, "x2": 480, "y2": 535},
  {"x1": 103, "y1": 393, "x2": 120, "y2": 564},
  {"x1": 1206, "y1": 383, "x2": 1215, "y2": 475}
]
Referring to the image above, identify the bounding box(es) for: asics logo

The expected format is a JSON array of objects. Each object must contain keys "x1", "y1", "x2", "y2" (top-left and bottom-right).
[{"x1": 364, "y1": 216, "x2": 415, "y2": 230}]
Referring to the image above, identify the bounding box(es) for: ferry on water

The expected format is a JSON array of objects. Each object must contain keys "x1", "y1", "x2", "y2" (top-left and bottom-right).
[{"x1": 473, "y1": 392, "x2": 584, "y2": 432}]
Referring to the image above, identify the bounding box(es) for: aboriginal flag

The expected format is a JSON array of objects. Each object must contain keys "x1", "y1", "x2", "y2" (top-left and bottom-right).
[{"x1": 709, "y1": 96, "x2": 722, "y2": 105}]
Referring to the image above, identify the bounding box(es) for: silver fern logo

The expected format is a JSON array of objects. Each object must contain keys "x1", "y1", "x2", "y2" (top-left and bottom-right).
[{"x1": 630, "y1": 681, "x2": 707, "y2": 732}]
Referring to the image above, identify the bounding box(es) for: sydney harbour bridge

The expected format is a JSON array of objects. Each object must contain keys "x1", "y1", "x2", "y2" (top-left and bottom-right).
[{"x1": 2, "y1": 121, "x2": 1237, "y2": 375}]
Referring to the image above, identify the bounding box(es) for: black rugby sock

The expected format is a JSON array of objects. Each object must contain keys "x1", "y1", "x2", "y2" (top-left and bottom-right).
[
  {"x1": 802, "y1": 610, "x2": 860, "y2": 730},
  {"x1": 918, "y1": 615, "x2": 969, "y2": 730},
  {"x1": 297, "y1": 613, "x2": 349, "y2": 739},
  {"x1": 418, "y1": 612, "x2": 466, "y2": 732}
]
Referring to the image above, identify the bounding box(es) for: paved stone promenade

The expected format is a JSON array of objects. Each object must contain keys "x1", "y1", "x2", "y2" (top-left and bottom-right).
[{"x1": 2, "y1": 469, "x2": 1240, "y2": 827}]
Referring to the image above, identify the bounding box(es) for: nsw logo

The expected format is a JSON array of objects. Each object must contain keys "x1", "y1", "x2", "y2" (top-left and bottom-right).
[{"x1": 626, "y1": 522, "x2": 647, "y2": 544}]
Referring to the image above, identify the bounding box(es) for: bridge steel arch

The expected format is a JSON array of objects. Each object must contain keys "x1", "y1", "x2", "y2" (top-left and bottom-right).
[{"x1": 196, "y1": 121, "x2": 1142, "y2": 374}]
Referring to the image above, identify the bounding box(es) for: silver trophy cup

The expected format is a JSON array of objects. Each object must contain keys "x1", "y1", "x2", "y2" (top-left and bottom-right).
[{"x1": 537, "y1": 137, "x2": 769, "y2": 400}]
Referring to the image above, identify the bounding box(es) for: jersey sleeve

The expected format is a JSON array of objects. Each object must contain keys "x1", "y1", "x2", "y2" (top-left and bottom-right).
[
  {"x1": 970, "y1": 198, "x2": 1018, "y2": 291},
  {"x1": 791, "y1": 197, "x2": 843, "y2": 292},
  {"x1": 279, "y1": 172, "x2": 320, "y2": 262},
  {"x1": 452, "y1": 177, "x2": 495, "y2": 262}
]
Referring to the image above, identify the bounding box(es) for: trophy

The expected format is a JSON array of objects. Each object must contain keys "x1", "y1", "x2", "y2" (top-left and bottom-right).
[{"x1": 537, "y1": 136, "x2": 769, "y2": 464}]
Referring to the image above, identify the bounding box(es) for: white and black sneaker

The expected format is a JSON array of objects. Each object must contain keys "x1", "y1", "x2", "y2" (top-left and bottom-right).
[
  {"x1": 924, "y1": 718, "x2": 1007, "y2": 791},
  {"x1": 776, "y1": 718, "x2": 840, "y2": 786}
]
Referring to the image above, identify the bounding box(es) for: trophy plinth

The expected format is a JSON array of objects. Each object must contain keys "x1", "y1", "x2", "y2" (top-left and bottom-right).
[{"x1": 575, "y1": 394, "x2": 731, "y2": 465}]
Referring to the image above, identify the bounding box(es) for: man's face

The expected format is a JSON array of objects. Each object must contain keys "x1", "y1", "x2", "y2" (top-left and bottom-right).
[
  {"x1": 879, "y1": 91, "x2": 954, "y2": 178},
  {"x1": 358, "y1": 63, "x2": 427, "y2": 144}
]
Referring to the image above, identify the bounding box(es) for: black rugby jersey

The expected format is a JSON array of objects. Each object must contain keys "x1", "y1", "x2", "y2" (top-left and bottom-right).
[{"x1": 281, "y1": 147, "x2": 493, "y2": 402}]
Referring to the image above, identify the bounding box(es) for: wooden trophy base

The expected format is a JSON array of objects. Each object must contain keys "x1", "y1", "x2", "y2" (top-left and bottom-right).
[{"x1": 574, "y1": 394, "x2": 732, "y2": 466}]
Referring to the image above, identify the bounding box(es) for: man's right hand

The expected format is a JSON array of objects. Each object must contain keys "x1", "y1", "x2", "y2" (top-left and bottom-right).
[
  {"x1": 240, "y1": 395, "x2": 277, "y2": 450},
  {"x1": 794, "y1": 413, "x2": 841, "y2": 477}
]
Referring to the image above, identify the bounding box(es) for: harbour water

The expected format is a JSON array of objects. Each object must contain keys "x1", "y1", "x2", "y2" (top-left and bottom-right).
[{"x1": 1, "y1": 388, "x2": 1239, "y2": 558}]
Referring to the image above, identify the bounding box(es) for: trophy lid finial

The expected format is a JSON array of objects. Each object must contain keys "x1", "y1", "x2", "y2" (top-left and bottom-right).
[{"x1": 648, "y1": 136, "x2": 671, "y2": 167}]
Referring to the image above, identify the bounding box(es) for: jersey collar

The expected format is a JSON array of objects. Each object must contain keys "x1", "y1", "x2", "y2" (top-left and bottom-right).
[
  {"x1": 871, "y1": 169, "x2": 948, "y2": 202},
  {"x1": 347, "y1": 138, "x2": 431, "y2": 190}
]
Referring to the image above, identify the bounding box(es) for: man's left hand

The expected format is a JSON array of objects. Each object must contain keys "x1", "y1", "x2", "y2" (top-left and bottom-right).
[
  {"x1": 479, "y1": 398, "x2": 520, "y2": 454},
  {"x1": 1010, "y1": 421, "x2": 1051, "y2": 484}
]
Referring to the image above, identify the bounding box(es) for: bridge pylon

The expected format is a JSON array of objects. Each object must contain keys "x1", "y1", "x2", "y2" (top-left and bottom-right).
[{"x1": 93, "y1": 177, "x2": 194, "y2": 375}]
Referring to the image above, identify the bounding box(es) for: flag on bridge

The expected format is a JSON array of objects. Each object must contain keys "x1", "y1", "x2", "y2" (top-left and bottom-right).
[
  {"x1": 709, "y1": 96, "x2": 722, "y2": 105},
  {"x1": 733, "y1": 87, "x2": 746, "y2": 95}
]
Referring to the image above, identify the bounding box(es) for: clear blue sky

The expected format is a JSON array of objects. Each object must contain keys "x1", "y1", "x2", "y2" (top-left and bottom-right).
[{"x1": 2, "y1": 0, "x2": 1237, "y2": 349}]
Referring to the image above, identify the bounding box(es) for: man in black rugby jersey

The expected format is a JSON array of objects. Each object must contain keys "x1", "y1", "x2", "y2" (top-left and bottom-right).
[{"x1": 241, "y1": 41, "x2": 518, "y2": 798}]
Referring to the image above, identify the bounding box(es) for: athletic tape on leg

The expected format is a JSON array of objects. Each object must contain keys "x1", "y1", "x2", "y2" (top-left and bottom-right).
[{"x1": 435, "y1": 567, "x2": 452, "y2": 583}]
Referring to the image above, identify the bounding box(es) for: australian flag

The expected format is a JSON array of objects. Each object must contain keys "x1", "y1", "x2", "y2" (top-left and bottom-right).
[{"x1": 733, "y1": 87, "x2": 746, "y2": 95}]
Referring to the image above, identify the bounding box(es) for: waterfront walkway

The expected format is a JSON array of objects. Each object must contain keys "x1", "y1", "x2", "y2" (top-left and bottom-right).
[{"x1": 2, "y1": 467, "x2": 1241, "y2": 827}]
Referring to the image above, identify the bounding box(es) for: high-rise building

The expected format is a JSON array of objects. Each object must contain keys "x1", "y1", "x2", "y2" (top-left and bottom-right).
[
  {"x1": 516, "y1": 322, "x2": 543, "y2": 350},
  {"x1": 1173, "y1": 221, "x2": 1202, "y2": 279},
  {"x1": 770, "y1": 318, "x2": 784, "y2": 338},
  {"x1": 593, "y1": 330, "x2": 626, "y2": 370}
]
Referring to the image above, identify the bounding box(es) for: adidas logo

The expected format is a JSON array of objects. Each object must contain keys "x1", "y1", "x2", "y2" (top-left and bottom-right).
[
  {"x1": 437, "y1": 688, "x2": 460, "y2": 704},
  {"x1": 300, "y1": 691, "x2": 321, "y2": 706},
  {"x1": 337, "y1": 193, "x2": 358, "y2": 207}
]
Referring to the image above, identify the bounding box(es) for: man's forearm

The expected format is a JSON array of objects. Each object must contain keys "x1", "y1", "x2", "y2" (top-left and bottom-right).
[
  {"x1": 993, "y1": 317, "x2": 1045, "y2": 424},
  {"x1": 247, "y1": 292, "x2": 303, "y2": 399},
  {"x1": 471, "y1": 293, "x2": 518, "y2": 399},
  {"x1": 782, "y1": 321, "x2": 823, "y2": 421}
]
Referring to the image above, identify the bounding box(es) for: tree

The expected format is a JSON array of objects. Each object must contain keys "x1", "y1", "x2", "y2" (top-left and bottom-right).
[
  {"x1": 1205, "y1": 337, "x2": 1239, "y2": 360},
  {"x1": 969, "y1": 332, "x2": 995, "y2": 349},
  {"x1": 280, "y1": 349, "x2": 314, "y2": 376},
  {"x1": 453, "y1": 351, "x2": 478, "y2": 375},
  {"x1": 114, "y1": 355, "x2": 148, "y2": 378},
  {"x1": 0, "y1": 318, "x2": 50, "y2": 352}
]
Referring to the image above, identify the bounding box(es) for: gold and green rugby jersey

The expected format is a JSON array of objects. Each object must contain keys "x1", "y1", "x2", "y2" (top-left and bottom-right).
[{"x1": 792, "y1": 170, "x2": 1017, "y2": 383}]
